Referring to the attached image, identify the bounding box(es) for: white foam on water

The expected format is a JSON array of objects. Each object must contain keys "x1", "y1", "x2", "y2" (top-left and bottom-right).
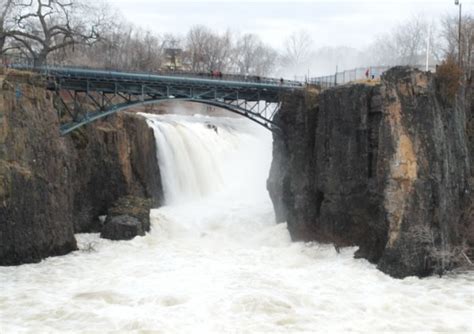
[{"x1": 0, "y1": 113, "x2": 472, "y2": 333}]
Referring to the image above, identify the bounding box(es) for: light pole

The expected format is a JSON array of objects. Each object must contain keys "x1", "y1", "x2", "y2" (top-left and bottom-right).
[{"x1": 455, "y1": 0, "x2": 462, "y2": 66}]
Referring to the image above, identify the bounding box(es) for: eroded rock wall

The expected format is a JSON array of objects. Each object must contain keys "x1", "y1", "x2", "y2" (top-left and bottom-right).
[
  {"x1": 66, "y1": 113, "x2": 163, "y2": 233},
  {"x1": 0, "y1": 71, "x2": 77, "y2": 265},
  {"x1": 268, "y1": 67, "x2": 472, "y2": 278},
  {"x1": 0, "y1": 71, "x2": 164, "y2": 265}
]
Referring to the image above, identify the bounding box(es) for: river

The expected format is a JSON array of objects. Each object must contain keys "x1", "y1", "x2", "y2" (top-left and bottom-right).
[{"x1": 0, "y1": 113, "x2": 472, "y2": 333}]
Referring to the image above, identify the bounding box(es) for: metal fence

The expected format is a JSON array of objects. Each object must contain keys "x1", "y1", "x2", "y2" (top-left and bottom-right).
[{"x1": 308, "y1": 65, "x2": 438, "y2": 88}]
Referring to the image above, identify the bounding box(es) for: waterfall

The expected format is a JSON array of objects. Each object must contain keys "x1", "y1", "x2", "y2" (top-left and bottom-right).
[{"x1": 144, "y1": 113, "x2": 270, "y2": 205}]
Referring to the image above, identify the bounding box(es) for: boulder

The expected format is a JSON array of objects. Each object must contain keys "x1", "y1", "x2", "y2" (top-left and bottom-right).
[
  {"x1": 100, "y1": 196, "x2": 152, "y2": 240},
  {"x1": 100, "y1": 215, "x2": 144, "y2": 240},
  {"x1": 106, "y1": 196, "x2": 152, "y2": 232}
]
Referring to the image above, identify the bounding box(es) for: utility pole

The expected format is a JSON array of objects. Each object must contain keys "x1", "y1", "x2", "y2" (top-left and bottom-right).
[
  {"x1": 425, "y1": 23, "x2": 431, "y2": 71},
  {"x1": 455, "y1": 0, "x2": 462, "y2": 66}
]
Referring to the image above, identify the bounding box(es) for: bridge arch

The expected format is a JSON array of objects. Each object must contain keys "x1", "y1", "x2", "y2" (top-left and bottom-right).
[{"x1": 59, "y1": 97, "x2": 282, "y2": 135}]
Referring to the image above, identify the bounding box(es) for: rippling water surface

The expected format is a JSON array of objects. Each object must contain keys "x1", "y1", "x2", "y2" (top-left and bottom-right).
[{"x1": 1, "y1": 114, "x2": 472, "y2": 333}]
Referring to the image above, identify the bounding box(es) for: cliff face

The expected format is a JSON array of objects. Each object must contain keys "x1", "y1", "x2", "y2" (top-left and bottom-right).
[
  {"x1": 0, "y1": 71, "x2": 77, "y2": 265},
  {"x1": 268, "y1": 67, "x2": 472, "y2": 278},
  {"x1": 267, "y1": 89, "x2": 318, "y2": 226},
  {"x1": 0, "y1": 71, "x2": 163, "y2": 265},
  {"x1": 66, "y1": 113, "x2": 163, "y2": 233}
]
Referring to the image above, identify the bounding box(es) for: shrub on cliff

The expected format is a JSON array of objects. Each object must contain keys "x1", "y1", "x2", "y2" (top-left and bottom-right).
[
  {"x1": 435, "y1": 56, "x2": 463, "y2": 103},
  {"x1": 408, "y1": 225, "x2": 472, "y2": 276}
]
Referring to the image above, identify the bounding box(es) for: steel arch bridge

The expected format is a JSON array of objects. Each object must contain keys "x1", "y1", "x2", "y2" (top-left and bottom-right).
[{"x1": 22, "y1": 66, "x2": 303, "y2": 135}]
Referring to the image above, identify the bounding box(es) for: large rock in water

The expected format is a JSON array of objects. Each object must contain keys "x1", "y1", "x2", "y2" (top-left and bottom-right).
[
  {"x1": 100, "y1": 215, "x2": 144, "y2": 240},
  {"x1": 100, "y1": 196, "x2": 152, "y2": 240},
  {"x1": 0, "y1": 70, "x2": 77, "y2": 265},
  {"x1": 268, "y1": 67, "x2": 472, "y2": 278}
]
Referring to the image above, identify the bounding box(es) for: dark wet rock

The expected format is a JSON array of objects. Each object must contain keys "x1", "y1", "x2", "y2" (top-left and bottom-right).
[
  {"x1": 267, "y1": 89, "x2": 319, "y2": 227},
  {"x1": 106, "y1": 196, "x2": 152, "y2": 233},
  {"x1": 268, "y1": 67, "x2": 472, "y2": 278},
  {"x1": 66, "y1": 113, "x2": 163, "y2": 233},
  {"x1": 100, "y1": 215, "x2": 144, "y2": 240},
  {"x1": 100, "y1": 196, "x2": 152, "y2": 240},
  {"x1": 0, "y1": 71, "x2": 77, "y2": 265},
  {"x1": 0, "y1": 70, "x2": 163, "y2": 265}
]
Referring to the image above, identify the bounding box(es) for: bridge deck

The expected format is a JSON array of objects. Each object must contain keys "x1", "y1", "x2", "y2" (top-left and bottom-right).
[{"x1": 44, "y1": 67, "x2": 303, "y2": 89}]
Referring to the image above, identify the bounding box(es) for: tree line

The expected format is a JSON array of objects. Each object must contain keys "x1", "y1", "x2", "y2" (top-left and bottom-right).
[
  {"x1": 0, "y1": 0, "x2": 280, "y2": 75},
  {"x1": 0, "y1": 0, "x2": 472, "y2": 77}
]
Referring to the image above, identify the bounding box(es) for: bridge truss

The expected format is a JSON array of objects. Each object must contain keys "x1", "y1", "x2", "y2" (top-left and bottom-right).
[{"x1": 35, "y1": 67, "x2": 302, "y2": 135}]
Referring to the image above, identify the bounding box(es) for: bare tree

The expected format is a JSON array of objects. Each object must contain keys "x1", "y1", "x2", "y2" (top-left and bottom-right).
[
  {"x1": 204, "y1": 29, "x2": 232, "y2": 72},
  {"x1": 254, "y1": 45, "x2": 277, "y2": 76},
  {"x1": 440, "y1": 13, "x2": 473, "y2": 78},
  {"x1": 185, "y1": 25, "x2": 212, "y2": 72},
  {"x1": 231, "y1": 33, "x2": 276, "y2": 76},
  {"x1": 232, "y1": 33, "x2": 259, "y2": 75},
  {"x1": 5, "y1": 0, "x2": 99, "y2": 67},
  {"x1": 185, "y1": 25, "x2": 233, "y2": 72},
  {"x1": 0, "y1": 0, "x2": 16, "y2": 54},
  {"x1": 281, "y1": 30, "x2": 313, "y2": 67},
  {"x1": 370, "y1": 16, "x2": 440, "y2": 66},
  {"x1": 46, "y1": 0, "x2": 117, "y2": 66}
]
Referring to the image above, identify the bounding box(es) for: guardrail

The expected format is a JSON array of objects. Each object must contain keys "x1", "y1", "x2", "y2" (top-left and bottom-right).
[
  {"x1": 2, "y1": 55, "x2": 304, "y2": 88},
  {"x1": 308, "y1": 65, "x2": 438, "y2": 88}
]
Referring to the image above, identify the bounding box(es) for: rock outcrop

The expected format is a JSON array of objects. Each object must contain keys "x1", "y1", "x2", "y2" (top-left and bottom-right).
[
  {"x1": 100, "y1": 196, "x2": 152, "y2": 241},
  {"x1": 0, "y1": 70, "x2": 77, "y2": 265},
  {"x1": 0, "y1": 70, "x2": 164, "y2": 265},
  {"x1": 100, "y1": 215, "x2": 144, "y2": 240},
  {"x1": 66, "y1": 113, "x2": 163, "y2": 233},
  {"x1": 268, "y1": 67, "x2": 472, "y2": 278}
]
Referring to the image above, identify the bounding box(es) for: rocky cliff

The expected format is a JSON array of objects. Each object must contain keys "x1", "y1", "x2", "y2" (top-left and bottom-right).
[
  {"x1": 0, "y1": 70, "x2": 163, "y2": 265},
  {"x1": 0, "y1": 71, "x2": 77, "y2": 265},
  {"x1": 67, "y1": 112, "x2": 163, "y2": 233},
  {"x1": 268, "y1": 67, "x2": 472, "y2": 278}
]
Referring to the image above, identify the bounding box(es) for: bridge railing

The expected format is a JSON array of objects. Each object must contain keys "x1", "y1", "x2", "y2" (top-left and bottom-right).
[
  {"x1": 308, "y1": 64, "x2": 438, "y2": 88},
  {"x1": 2, "y1": 55, "x2": 304, "y2": 88}
]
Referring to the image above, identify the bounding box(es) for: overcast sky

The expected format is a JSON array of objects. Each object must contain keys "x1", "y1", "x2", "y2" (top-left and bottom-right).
[{"x1": 109, "y1": 0, "x2": 473, "y2": 50}]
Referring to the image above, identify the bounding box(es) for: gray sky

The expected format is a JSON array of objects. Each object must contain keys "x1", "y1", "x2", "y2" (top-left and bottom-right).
[{"x1": 110, "y1": 0, "x2": 473, "y2": 50}]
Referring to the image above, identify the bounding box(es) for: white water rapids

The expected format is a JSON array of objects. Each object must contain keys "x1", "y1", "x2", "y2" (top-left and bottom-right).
[{"x1": 0, "y1": 113, "x2": 473, "y2": 333}]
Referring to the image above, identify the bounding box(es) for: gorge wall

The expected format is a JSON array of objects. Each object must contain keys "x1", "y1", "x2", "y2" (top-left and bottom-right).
[
  {"x1": 0, "y1": 71, "x2": 77, "y2": 265},
  {"x1": 268, "y1": 67, "x2": 472, "y2": 278},
  {"x1": 0, "y1": 70, "x2": 163, "y2": 265}
]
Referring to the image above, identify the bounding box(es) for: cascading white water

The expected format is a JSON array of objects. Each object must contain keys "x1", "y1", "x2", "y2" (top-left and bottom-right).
[
  {"x1": 0, "y1": 112, "x2": 472, "y2": 333},
  {"x1": 145, "y1": 114, "x2": 261, "y2": 204}
]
